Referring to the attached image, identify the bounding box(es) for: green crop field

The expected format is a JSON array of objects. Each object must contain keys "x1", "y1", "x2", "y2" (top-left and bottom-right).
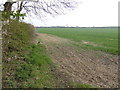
[{"x1": 36, "y1": 27, "x2": 118, "y2": 54}]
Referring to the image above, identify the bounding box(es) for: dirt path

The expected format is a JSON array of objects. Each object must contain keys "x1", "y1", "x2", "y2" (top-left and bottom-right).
[{"x1": 36, "y1": 33, "x2": 118, "y2": 88}]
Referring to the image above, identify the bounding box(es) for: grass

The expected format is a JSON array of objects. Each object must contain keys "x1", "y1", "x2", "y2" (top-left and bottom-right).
[
  {"x1": 16, "y1": 43, "x2": 95, "y2": 88},
  {"x1": 16, "y1": 42, "x2": 95, "y2": 88},
  {"x1": 15, "y1": 44, "x2": 61, "y2": 88},
  {"x1": 71, "y1": 83, "x2": 95, "y2": 88},
  {"x1": 36, "y1": 27, "x2": 118, "y2": 54},
  {"x1": 12, "y1": 42, "x2": 96, "y2": 88}
]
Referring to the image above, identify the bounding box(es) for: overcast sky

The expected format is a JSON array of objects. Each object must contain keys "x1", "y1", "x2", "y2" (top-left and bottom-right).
[{"x1": 0, "y1": 0, "x2": 119, "y2": 27}]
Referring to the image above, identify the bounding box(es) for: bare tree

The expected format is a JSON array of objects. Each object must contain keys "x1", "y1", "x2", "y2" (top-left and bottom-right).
[{"x1": 1, "y1": 0, "x2": 78, "y2": 20}]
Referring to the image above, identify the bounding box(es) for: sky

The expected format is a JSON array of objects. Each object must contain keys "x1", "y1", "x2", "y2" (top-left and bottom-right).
[{"x1": 0, "y1": 0, "x2": 119, "y2": 27}]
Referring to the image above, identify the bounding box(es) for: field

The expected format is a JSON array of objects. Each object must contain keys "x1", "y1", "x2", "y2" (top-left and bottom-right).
[
  {"x1": 36, "y1": 27, "x2": 118, "y2": 54},
  {"x1": 36, "y1": 27, "x2": 118, "y2": 87},
  {"x1": 3, "y1": 20, "x2": 118, "y2": 88}
]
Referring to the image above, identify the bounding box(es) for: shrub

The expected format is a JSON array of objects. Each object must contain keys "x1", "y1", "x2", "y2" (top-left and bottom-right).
[
  {"x1": 2, "y1": 20, "x2": 35, "y2": 61},
  {"x1": 2, "y1": 20, "x2": 35, "y2": 88}
]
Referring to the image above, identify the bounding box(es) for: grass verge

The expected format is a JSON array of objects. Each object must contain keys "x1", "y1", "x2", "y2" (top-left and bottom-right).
[
  {"x1": 14, "y1": 43, "x2": 63, "y2": 88},
  {"x1": 11, "y1": 43, "x2": 96, "y2": 88}
]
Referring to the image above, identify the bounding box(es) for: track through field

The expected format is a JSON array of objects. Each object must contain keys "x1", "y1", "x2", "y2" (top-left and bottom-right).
[{"x1": 36, "y1": 33, "x2": 118, "y2": 88}]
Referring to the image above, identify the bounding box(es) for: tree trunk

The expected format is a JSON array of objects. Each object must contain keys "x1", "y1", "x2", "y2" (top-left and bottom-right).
[
  {"x1": 0, "y1": 11, "x2": 2, "y2": 90},
  {"x1": 3, "y1": 2, "x2": 15, "y2": 20},
  {"x1": 3, "y1": 2, "x2": 12, "y2": 20}
]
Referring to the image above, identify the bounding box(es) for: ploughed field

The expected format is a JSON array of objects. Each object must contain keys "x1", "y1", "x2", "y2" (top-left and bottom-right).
[{"x1": 36, "y1": 27, "x2": 118, "y2": 88}]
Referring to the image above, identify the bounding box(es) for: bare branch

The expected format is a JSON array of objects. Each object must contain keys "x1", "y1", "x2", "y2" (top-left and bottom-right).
[{"x1": 0, "y1": 0, "x2": 78, "y2": 20}]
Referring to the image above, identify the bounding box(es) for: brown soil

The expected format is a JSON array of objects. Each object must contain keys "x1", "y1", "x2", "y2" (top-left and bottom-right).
[
  {"x1": 81, "y1": 40, "x2": 100, "y2": 47},
  {"x1": 36, "y1": 33, "x2": 118, "y2": 88}
]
